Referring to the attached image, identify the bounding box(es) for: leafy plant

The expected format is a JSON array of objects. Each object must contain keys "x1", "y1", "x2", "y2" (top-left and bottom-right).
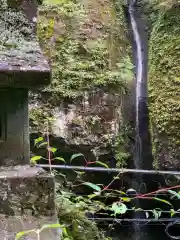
[{"x1": 15, "y1": 224, "x2": 62, "y2": 240}]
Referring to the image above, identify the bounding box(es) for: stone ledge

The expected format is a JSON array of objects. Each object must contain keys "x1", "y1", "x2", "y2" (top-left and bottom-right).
[
  {"x1": 0, "y1": 214, "x2": 60, "y2": 240},
  {"x1": 0, "y1": 166, "x2": 56, "y2": 216}
]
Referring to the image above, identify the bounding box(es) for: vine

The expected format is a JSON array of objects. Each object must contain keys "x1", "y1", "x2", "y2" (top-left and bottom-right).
[{"x1": 30, "y1": 135, "x2": 180, "y2": 240}]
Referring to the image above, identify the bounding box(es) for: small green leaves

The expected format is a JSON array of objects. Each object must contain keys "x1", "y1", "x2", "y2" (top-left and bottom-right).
[
  {"x1": 82, "y1": 182, "x2": 101, "y2": 192},
  {"x1": 121, "y1": 197, "x2": 131, "y2": 202},
  {"x1": 170, "y1": 209, "x2": 176, "y2": 217},
  {"x1": 153, "y1": 197, "x2": 172, "y2": 207},
  {"x1": 152, "y1": 209, "x2": 161, "y2": 220},
  {"x1": 88, "y1": 191, "x2": 101, "y2": 199},
  {"x1": 111, "y1": 202, "x2": 127, "y2": 215},
  {"x1": 16, "y1": 224, "x2": 62, "y2": 240},
  {"x1": 96, "y1": 161, "x2": 109, "y2": 168},
  {"x1": 41, "y1": 223, "x2": 62, "y2": 231},
  {"x1": 38, "y1": 142, "x2": 48, "y2": 147},
  {"x1": 48, "y1": 147, "x2": 57, "y2": 153},
  {"x1": 114, "y1": 190, "x2": 126, "y2": 195},
  {"x1": 70, "y1": 153, "x2": 84, "y2": 162},
  {"x1": 30, "y1": 156, "x2": 42, "y2": 163},
  {"x1": 34, "y1": 137, "x2": 44, "y2": 145},
  {"x1": 54, "y1": 157, "x2": 66, "y2": 163},
  {"x1": 15, "y1": 230, "x2": 35, "y2": 240},
  {"x1": 168, "y1": 190, "x2": 180, "y2": 199}
]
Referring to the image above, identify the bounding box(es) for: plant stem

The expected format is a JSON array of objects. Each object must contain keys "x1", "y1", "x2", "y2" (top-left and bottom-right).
[{"x1": 46, "y1": 122, "x2": 52, "y2": 175}]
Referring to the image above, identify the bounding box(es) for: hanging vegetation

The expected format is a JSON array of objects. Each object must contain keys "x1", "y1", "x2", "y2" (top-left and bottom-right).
[{"x1": 148, "y1": 2, "x2": 180, "y2": 169}]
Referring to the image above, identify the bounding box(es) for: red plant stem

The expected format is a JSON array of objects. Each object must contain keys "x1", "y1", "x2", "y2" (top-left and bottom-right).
[
  {"x1": 133, "y1": 185, "x2": 180, "y2": 199},
  {"x1": 87, "y1": 161, "x2": 97, "y2": 165},
  {"x1": 46, "y1": 122, "x2": 52, "y2": 174},
  {"x1": 102, "y1": 172, "x2": 121, "y2": 191},
  {"x1": 85, "y1": 161, "x2": 97, "y2": 167}
]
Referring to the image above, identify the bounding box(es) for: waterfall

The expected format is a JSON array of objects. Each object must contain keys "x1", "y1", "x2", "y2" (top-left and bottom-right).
[
  {"x1": 128, "y1": 0, "x2": 143, "y2": 169},
  {"x1": 128, "y1": 1, "x2": 148, "y2": 239},
  {"x1": 128, "y1": 0, "x2": 152, "y2": 170}
]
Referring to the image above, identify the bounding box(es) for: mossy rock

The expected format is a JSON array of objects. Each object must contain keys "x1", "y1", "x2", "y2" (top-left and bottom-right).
[
  {"x1": 149, "y1": 5, "x2": 180, "y2": 169},
  {"x1": 37, "y1": 0, "x2": 132, "y2": 99},
  {"x1": 56, "y1": 195, "x2": 107, "y2": 240},
  {"x1": 0, "y1": 0, "x2": 43, "y2": 64}
]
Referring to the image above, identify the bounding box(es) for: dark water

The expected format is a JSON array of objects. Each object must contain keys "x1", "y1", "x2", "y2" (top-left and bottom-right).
[{"x1": 106, "y1": 225, "x2": 170, "y2": 240}]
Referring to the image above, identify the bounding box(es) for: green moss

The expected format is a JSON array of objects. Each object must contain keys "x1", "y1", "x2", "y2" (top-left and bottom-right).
[
  {"x1": 37, "y1": 0, "x2": 132, "y2": 98},
  {"x1": 0, "y1": 0, "x2": 42, "y2": 64},
  {"x1": 149, "y1": 5, "x2": 180, "y2": 169}
]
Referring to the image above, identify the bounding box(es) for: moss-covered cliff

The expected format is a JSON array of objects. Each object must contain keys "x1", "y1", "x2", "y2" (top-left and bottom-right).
[
  {"x1": 30, "y1": 0, "x2": 133, "y2": 167},
  {"x1": 148, "y1": 3, "x2": 180, "y2": 169},
  {"x1": 37, "y1": 0, "x2": 131, "y2": 98}
]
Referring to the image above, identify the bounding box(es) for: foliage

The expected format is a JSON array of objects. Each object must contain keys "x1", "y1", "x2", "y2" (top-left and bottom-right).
[
  {"x1": 37, "y1": 0, "x2": 132, "y2": 99},
  {"x1": 29, "y1": 0, "x2": 134, "y2": 168},
  {"x1": 15, "y1": 224, "x2": 62, "y2": 240},
  {"x1": 113, "y1": 125, "x2": 132, "y2": 167},
  {"x1": 55, "y1": 193, "x2": 107, "y2": 240},
  {"x1": 32, "y1": 136, "x2": 180, "y2": 223},
  {"x1": 148, "y1": 4, "x2": 180, "y2": 169}
]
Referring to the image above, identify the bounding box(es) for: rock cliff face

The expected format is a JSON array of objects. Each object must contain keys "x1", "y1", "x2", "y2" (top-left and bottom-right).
[
  {"x1": 30, "y1": 0, "x2": 133, "y2": 165},
  {"x1": 148, "y1": 3, "x2": 180, "y2": 170},
  {"x1": 30, "y1": 0, "x2": 180, "y2": 170}
]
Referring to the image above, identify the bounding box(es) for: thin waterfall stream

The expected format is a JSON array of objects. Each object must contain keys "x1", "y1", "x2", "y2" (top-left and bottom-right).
[
  {"x1": 128, "y1": 0, "x2": 143, "y2": 169},
  {"x1": 127, "y1": 0, "x2": 153, "y2": 170},
  {"x1": 128, "y1": 0, "x2": 149, "y2": 238}
]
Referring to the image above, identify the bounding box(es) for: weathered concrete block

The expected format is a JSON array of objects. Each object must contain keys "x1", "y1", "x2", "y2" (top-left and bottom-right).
[
  {"x1": 0, "y1": 165, "x2": 60, "y2": 239},
  {"x1": 0, "y1": 0, "x2": 51, "y2": 88},
  {"x1": 0, "y1": 89, "x2": 29, "y2": 166}
]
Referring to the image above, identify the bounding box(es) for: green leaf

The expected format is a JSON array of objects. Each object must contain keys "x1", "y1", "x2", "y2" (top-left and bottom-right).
[
  {"x1": 152, "y1": 209, "x2": 161, "y2": 220},
  {"x1": 121, "y1": 197, "x2": 131, "y2": 202},
  {"x1": 82, "y1": 182, "x2": 101, "y2": 192},
  {"x1": 70, "y1": 153, "x2": 84, "y2": 162},
  {"x1": 15, "y1": 230, "x2": 35, "y2": 240},
  {"x1": 48, "y1": 147, "x2": 57, "y2": 153},
  {"x1": 54, "y1": 157, "x2": 66, "y2": 163},
  {"x1": 168, "y1": 190, "x2": 180, "y2": 199},
  {"x1": 153, "y1": 197, "x2": 172, "y2": 206},
  {"x1": 38, "y1": 142, "x2": 48, "y2": 147},
  {"x1": 41, "y1": 223, "x2": 62, "y2": 231},
  {"x1": 114, "y1": 190, "x2": 127, "y2": 195},
  {"x1": 111, "y1": 202, "x2": 127, "y2": 215},
  {"x1": 170, "y1": 209, "x2": 175, "y2": 217},
  {"x1": 30, "y1": 156, "x2": 42, "y2": 163},
  {"x1": 135, "y1": 208, "x2": 142, "y2": 212},
  {"x1": 74, "y1": 171, "x2": 85, "y2": 175},
  {"x1": 34, "y1": 137, "x2": 44, "y2": 145},
  {"x1": 96, "y1": 161, "x2": 109, "y2": 168},
  {"x1": 113, "y1": 176, "x2": 120, "y2": 180}
]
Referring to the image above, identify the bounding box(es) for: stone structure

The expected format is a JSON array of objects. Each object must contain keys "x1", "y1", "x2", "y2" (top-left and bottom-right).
[{"x1": 0, "y1": 0, "x2": 59, "y2": 239}]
